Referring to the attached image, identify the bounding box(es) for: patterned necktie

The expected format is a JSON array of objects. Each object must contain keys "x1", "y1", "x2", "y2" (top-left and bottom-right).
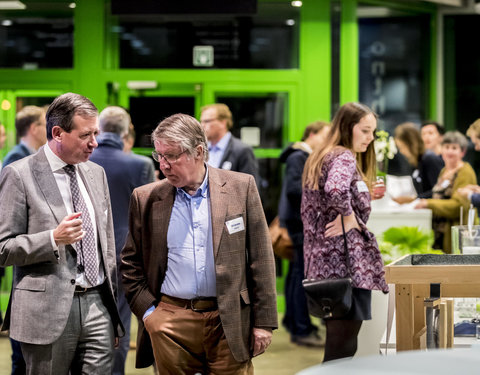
[{"x1": 63, "y1": 164, "x2": 98, "y2": 285}]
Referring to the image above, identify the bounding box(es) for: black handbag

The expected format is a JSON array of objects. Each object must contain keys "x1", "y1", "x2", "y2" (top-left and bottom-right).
[{"x1": 302, "y1": 216, "x2": 353, "y2": 319}]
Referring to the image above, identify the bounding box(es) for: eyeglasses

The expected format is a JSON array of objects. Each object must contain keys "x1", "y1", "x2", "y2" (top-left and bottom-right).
[
  {"x1": 200, "y1": 118, "x2": 218, "y2": 125},
  {"x1": 152, "y1": 150, "x2": 187, "y2": 164}
]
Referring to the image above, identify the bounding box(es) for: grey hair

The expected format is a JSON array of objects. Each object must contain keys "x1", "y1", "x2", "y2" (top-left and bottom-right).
[
  {"x1": 442, "y1": 131, "x2": 469, "y2": 151},
  {"x1": 152, "y1": 113, "x2": 209, "y2": 162},
  {"x1": 99, "y1": 106, "x2": 131, "y2": 136}
]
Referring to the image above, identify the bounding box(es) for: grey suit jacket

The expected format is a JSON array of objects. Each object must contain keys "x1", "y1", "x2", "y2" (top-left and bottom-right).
[
  {"x1": 0, "y1": 147, "x2": 123, "y2": 344},
  {"x1": 121, "y1": 167, "x2": 278, "y2": 368}
]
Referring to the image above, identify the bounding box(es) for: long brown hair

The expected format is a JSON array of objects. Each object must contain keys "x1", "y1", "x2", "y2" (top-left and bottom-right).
[
  {"x1": 303, "y1": 102, "x2": 377, "y2": 190},
  {"x1": 394, "y1": 122, "x2": 424, "y2": 168}
]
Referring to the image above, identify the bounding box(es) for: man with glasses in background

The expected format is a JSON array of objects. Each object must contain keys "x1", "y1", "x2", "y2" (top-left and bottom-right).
[
  {"x1": 121, "y1": 113, "x2": 277, "y2": 374},
  {"x1": 200, "y1": 103, "x2": 259, "y2": 184}
]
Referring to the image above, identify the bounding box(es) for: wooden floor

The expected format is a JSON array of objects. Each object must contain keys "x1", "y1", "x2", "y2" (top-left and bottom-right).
[{"x1": 0, "y1": 314, "x2": 325, "y2": 375}]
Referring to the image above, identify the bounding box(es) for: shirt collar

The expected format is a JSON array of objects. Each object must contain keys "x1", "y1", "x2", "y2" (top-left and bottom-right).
[
  {"x1": 208, "y1": 131, "x2": 231, "y2": 151},
  {"x1": 177, "y1": 164, "x2": 209, "y2": 199},
  {"x1": 44, "y1": 142, "x2": 70, "y2": 172}
]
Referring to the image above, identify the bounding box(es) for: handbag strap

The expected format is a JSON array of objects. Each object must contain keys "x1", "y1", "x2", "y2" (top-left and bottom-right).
[{"x1": 341, "y1": 215, "x2": 351, "y2": 275}]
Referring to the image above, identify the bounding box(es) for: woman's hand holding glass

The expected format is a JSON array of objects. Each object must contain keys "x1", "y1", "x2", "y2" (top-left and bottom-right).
[{"x1": 372, "y1": 176, "x2": 386, "y2": 200}]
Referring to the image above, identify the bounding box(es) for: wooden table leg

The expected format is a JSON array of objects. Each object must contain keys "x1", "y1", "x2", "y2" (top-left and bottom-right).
[{"x1": 395, "y1": 284, "x2": 415, "y2": 351}]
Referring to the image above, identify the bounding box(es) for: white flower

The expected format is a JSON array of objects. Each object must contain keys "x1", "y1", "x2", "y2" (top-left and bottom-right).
[{"x1": 374, "y1": 130, "x2": 397, "y2": 164}]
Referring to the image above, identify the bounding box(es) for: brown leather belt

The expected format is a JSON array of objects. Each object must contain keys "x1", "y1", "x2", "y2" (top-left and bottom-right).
[
  {"x1": 74, "y1": 283, "x2": 104, "y2": 294},
  {"x1": 161, "y1": 294, "x2": 218, "y2": 312}
]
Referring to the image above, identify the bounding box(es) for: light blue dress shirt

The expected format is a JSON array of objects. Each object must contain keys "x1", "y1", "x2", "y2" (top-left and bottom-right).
[
  {"x1": 160, "y1": 168, "x2": 216, "y2": 299},
  {"x1": 207, "y1": 132, "x2": 231, "y2": 168},
  {"x1": 144, "y1": 167, "x2": 216, "y2": 320}
]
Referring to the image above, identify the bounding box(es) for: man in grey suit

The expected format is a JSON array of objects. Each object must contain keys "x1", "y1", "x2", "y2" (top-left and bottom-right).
[
  {"x1": 200, "y1": 103, "x2": 259, "y2": 183},
  {"x1": 0, "y1": 92, "x2": 123, "y2": 375},
  {"x1": 90, "y1": 106, "x2": 155, "y2": 375}
]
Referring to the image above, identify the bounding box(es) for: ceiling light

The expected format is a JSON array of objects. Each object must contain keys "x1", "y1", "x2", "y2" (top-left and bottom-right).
[
  {"x1": 69, "y1": 2, "x2": 76, "y2": 9},
  {"x1": 0, "y1": 1, "x2": 26, "y2": 10},
  {"x1": 291, "y1": 1, "x2": 302, "y2": 7},
  {"x1": 286, "y1": 19, "x2": 295, "y2": 26},
  {"x1": 1, "y1": 19, "x2": 13, "y2": 26}
]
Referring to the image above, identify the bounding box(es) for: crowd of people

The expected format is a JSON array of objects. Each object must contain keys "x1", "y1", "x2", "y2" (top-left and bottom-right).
[{"x1": 1, "y1": 93, "x2": 480, "y2": 374}]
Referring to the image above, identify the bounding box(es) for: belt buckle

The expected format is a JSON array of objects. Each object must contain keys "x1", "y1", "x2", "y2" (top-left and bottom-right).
[
  {"x1": 190, "y1": 298, "x2": 202, "y2": 312},
  {"x1": 75, "y1": 286, "x2": 88, "y2": 293}
]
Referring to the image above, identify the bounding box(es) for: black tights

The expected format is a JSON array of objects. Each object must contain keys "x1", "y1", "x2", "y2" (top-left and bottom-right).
[{"x1": 323, "y1": 319, "x2": 362, "y2": 362}]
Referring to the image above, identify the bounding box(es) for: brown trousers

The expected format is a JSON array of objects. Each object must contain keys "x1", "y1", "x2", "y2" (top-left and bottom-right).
[{"x1": 144, "y1": 301, "x2": 253, "y2": 375}]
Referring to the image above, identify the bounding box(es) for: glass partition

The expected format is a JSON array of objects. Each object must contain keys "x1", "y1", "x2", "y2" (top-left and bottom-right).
[{"x1": 0, "y1": 2, "x2": 73, "y2": 68}]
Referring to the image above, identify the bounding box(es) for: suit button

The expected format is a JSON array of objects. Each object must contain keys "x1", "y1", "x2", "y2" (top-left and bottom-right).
[{"x1": 70, "y1": 279, "x2": 75, "y2": 285}]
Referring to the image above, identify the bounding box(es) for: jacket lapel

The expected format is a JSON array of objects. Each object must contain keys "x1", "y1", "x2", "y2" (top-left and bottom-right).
[
  {"x1": 31, "y1": 148, "x2": 67, "y2": 225},
  {"x1": 208, "y1": 168, "x2": 228, "y2": 259},
  {"x1": 218, "y1": 136, "x2": 234, "y2": 168}
]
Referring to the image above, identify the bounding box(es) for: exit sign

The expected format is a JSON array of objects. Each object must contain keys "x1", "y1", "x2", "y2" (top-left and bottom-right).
[{"x1": 193, "y1": 46, "x2": 214, "y2": 67}]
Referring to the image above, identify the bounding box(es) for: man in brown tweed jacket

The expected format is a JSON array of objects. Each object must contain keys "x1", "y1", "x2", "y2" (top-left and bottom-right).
[{"x1": 121, "y1": 113, "x2": 277, "y2": 374}]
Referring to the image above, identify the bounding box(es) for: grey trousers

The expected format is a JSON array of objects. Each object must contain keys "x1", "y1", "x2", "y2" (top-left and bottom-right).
[{"x1": 21, "y1": 289, "x2": 115, "y2": 375}]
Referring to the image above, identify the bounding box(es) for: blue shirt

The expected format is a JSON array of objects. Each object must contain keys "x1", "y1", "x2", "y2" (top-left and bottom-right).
[
  {"x1": 208, "y1": 132, "x2": 231, "y2": 168},
  {"x1": 160, "y1": 166, "x2": 216, "y2": 299}
]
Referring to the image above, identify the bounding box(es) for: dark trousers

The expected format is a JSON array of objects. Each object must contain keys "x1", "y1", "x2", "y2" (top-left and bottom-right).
[
  {"x1": 282, "y1": 241, "x2": 316, "y2": 337},
  {"x1": 10, "y1": 338, "x2": 26, "y2": 375},
  {"x1": 113, "y1": 281, "x2": 131, "y2": 375}
]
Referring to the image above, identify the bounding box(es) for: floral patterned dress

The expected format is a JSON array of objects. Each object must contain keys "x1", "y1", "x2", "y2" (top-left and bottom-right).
[{"x1": 301, "y1": 148, "x2": 388, "y2": 296}]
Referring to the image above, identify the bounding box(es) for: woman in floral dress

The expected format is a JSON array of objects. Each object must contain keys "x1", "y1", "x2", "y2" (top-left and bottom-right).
[{"x1": 301, "y1": 102, "x2": 389, "y2": 362}]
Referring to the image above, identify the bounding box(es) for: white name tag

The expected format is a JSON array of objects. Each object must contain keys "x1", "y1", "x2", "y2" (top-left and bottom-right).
[
  {"x1": 356, "y1": 181, "x2": 369, "y2": 193},
  {"x1": 225, "y1": 217, "x2": 245, "y2": 234}
]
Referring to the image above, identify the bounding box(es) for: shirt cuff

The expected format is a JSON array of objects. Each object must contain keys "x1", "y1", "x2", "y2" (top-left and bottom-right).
[
  {"x1": 143, "y1": 305, "x2": 155, "y2": 321},
  {"x1": 468, "y1": 192, "x2": 473, "y2": 202},
  {"x1": 50, "y1": 230, "x2": 60, "y2": 259}
]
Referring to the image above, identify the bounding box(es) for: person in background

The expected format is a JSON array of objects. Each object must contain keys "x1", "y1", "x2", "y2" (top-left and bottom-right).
[
  {"x1": 421, "y1": 120, "x2": 445, "y2": 156},
  {"x1": 2, "y1": 105, "x2": 47, "y2": 375},
  {"x1": 121, "y1": 113, "x2": 277, "y2": 373},
  {"x1": 3, "y1": 105, "x2": 47, "y2": 168},
  {"x1": 301, "y1": 102, "x2": 388, "y2": 362},
  {"x1": 392, "y1": 122, "x2": 444, "y2": 204},
  {"x1": 0, "y1": 122, "x2": 6, "y2": 169},
  {"x1": 278, "y1": 121, "x2": 329, "y2": 347},
  {"x1": 414, "y1": 131, "x2": 477, "y2": 253},
  {"x1": 0, "y1": 122, "x2": 5, "y2": 330},
  {"x1": 457, "y1": 119, "x2": 480, "y2": 209},
  {"x1": 123, "y1": 123, "x2": 157, "y2": 181},
  {"x1": 0, "y1": 92, "x2": 124, "y2": 374},
  {"x1": 90, "y1": 106, "x2": 155, "y2": 375},
  {"x1": 200, "y1": 103, "x2": 258, "y2": 182}
]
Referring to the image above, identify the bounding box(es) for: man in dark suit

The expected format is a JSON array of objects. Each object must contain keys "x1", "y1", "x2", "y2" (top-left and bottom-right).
[
  {"x1": 200, "y1": 103, "x2": 259, "y2": 183},
  {"x1": 3, "y1": 105, "x2": 47, "y2": 168},
  {"x1": 0, "y1": 93, "x2": 123, "y2": 374},
  {"x1": 90, "y1": 106, "x2": 155, "y2": 375},
  {"x1": 121, "y1": 113, "x2": 277, "y2": 373},
  {"x1": 2, "y1": 105, "x2": 47, "y2": 374}
]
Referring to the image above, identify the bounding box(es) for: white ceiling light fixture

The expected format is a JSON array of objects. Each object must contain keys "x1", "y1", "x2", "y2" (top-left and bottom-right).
[
  {"x1": 69, "y1": 2, "x2": 76, "y2": 9},
  {"x1": 0, "y1": 1, "x2": 26, "y2": 10},
  {"x1": 291, "y1": 1, "x2": 302, "y2": 7},
  {"x1": 1, "y1": 19, "x2": 13, "y2": 26}
]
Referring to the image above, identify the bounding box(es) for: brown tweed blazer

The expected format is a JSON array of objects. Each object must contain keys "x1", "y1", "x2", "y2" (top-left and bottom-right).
[{"x1": 121, "y1": 167, "x2": 278, "y2": 368}]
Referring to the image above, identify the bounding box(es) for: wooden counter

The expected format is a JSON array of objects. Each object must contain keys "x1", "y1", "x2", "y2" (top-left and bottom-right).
[{"x1": 385, "y1": 254, "x2": 480, "y2": 351}]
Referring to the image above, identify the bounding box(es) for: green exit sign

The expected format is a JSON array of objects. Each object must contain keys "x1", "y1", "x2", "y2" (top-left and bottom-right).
[{"x1": 193, "y1": 46, "x2": 214, "y2": 67}]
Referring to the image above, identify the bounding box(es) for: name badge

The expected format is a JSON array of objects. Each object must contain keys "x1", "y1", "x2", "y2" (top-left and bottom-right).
[
  {"x1": 356, "y1": 181, "x2": 369, "y2": 193},
  {"x1": 225, "y1": 216, "x2": 245, "y2": 234}
]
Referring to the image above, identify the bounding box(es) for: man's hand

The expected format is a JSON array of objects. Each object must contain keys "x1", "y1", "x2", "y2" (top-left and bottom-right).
[
  {"x1": 251, "y1": 328, "x2": 272, "y2": 357},
  {"x1": 53, "y1": 212, "x2": 84, "y2": 246}
]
